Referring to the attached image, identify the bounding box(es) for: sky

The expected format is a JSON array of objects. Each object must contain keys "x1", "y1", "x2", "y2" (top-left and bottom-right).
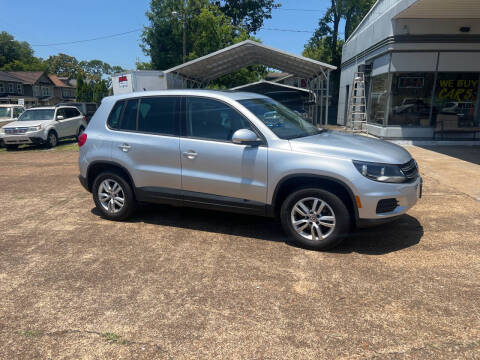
[{"x1": 2, "y1": 0, "x2": 331, "y2": 70}]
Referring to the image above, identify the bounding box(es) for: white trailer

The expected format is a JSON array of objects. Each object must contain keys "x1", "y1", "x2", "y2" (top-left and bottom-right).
[{"x1": 112, "y1": 70, "x2": 186, "y2": 95}]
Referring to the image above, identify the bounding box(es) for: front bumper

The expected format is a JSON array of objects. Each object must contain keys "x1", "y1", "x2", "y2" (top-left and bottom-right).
[
  {"x1": 0, "y1": 131, "x2": 47, "y2": 145},
  {"x1": 356, "y1": 176, "x2": 422, "y2": 220}
]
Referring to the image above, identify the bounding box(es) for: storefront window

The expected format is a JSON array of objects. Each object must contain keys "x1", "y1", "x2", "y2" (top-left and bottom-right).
[
  {"x1": 368, "y1": 74, "x2": 388, "y2": 125},
  {"x1": 388, "y1": 73, "x2": 435, "y2": 127},
  {"x1": 432, "y1": 72, "x2": 480, "y2": 129}
]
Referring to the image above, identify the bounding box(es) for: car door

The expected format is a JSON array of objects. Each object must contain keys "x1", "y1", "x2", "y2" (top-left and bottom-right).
[
  {"x1": 109, "y1": 97, "x2": 182, "y2": 196},
  {"x1": 55, "y1": 108, "x2": 69, "y2": 137},
  {"x1": 64, "y1": 107, "x2": 81, "y2": 136},
  {"x1": 180, "y1": 96, "x2": 268, "y2": 210}
]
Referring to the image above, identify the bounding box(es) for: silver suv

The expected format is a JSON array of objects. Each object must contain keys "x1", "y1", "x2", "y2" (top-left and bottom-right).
[{"x1": 78, "y1": 90, "x2": 422, "y2": 250}]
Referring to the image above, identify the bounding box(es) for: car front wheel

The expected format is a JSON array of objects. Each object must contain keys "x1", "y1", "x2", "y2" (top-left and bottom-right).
[
  {"x1": 46, "y1": 131, "x2": 58, "y2": 148},
  {"x1": 280, "y1": 188, "x2": 351, "y2": 250}
]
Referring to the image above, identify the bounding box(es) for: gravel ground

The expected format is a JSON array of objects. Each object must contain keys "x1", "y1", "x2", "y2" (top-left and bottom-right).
[{"x1": 0, "y1": 145, "x2": 479, "y2": 359}]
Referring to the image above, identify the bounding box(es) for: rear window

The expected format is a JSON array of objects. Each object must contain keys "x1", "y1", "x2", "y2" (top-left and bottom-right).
[
  {"x1": 108, "y1": 101, "x2": 124, "y2": 129},
  {"x1": 107, "y1": 97, "x2": 179, "y2": 135}
]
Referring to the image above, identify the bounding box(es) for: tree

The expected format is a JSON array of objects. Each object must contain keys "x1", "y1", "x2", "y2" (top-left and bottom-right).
[
  {"x1": 93, "y1": 80, "x2": 109, "y2": 103},
  {"x1": 45, "y1": 53, "x2": 80, "y2": 78},
  {"x1": 76, "y1": 73, "x2": 93, "y2": 102},
  {"x1": 303, "y1": 0, "x2": 375, "y2": 99},
  {"x1": 0, "y1": 31, "x2": 46, "y2": 71},
  {"x1": 211, "y1": 0, "x2": 281, "y2": 33},
  {"x1": 141, "y1": 0, "x2": 277, "y2": 73}
]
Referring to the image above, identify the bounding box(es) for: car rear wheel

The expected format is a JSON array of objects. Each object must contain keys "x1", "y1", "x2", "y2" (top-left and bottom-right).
[
  {"x1": 280, "y1": 188, "x2": 350, "y2": 250},
  {"x1": 92, "y1": 172, "x2": 136, "y2": 221}
]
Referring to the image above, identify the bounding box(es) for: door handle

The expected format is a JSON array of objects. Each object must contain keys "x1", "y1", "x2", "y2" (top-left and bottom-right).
[
  {"x1": 119, "y1": 143, "x2": 131, "y2": 152},
  {"x1": 182, "y1": 150, "x2": 197, "y2": 160}
]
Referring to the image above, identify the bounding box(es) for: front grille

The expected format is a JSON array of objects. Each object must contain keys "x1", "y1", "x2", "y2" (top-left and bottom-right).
[
  {"x1": 401, "y1": 159, "x2": 419, "y2": 182},
  {"x1": 5, "y1": 127, "x2": 28, "y2": 135},
  {"x1": 376, "y1": 198, "x2": 399, "y2": 214}
]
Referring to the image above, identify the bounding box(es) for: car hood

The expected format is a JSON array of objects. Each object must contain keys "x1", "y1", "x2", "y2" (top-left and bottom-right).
[
  {"x1": 1, "y1": 120, "x2": 51, "y2": 129},
  {"x1": 289, "y1": 130, "x2": 412, "y2": 164}
]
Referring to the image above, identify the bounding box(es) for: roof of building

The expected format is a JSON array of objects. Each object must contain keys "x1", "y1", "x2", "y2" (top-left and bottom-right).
[
  {"x1": 0, "y1": 71, "x2": 23, "y2": 83},
  {"x1": 6, "y1": 71, "x2": 45, "y2": 85},
  {"x1": 48, "y1": 74, "x2": 75, "y2": 88},
  {"x1": 165, "y1": 40, "x2": 336, "y2": 84}
]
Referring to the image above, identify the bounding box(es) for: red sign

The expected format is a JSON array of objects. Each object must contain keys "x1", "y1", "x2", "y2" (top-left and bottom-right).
[{"x1": 119, "y1": 76, "x2": 127, "y2": 82}]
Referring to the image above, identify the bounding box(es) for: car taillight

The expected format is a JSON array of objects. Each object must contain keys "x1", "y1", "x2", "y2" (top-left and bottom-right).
[
  {"x1": 78, "y1": 133, "x2": 87, "y2": 147},
  {"x1": 85, "y1": 116, "x2": 90, "y2": 123}
]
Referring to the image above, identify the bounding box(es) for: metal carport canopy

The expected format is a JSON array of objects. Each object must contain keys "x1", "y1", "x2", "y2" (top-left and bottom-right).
[{"x1": 164, "y1": 40, "x2": 336, "y2": 83}]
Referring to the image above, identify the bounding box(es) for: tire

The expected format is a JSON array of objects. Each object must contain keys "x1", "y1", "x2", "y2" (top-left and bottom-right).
[
  {"x1": 6, "y1": 144, "x2": 19, "y2": 151},
  {"x1": 77, "y1": 126, "x2": 85, "y2": 141},
  {"x1": 280, "y1": 188, "x2": 351, "y2": 250},
  {"x1": 46, "y1": 131, "x2": 58, "y2": 148},
  {"x1": 92, "y1": 172, "x2": 136, "y2": 221}
]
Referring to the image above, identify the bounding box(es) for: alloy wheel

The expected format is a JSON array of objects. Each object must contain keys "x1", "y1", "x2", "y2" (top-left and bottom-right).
[
  {"x1": 290, "y1": 197, "x2": 336, "y2": 241},
  {"x1": 98, "y1": 179, "x2": 125, "y2": 214}
]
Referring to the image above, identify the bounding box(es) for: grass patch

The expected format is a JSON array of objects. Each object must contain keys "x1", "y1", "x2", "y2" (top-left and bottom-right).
[
  {"x1": 19, "y1": 329, "x2": 43, "y2": 338},
  {"x1": 102, "y1": 332, "x2": 127, "y2": 345}
]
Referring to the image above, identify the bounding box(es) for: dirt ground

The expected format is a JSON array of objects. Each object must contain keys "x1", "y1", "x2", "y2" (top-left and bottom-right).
[{"x1": 0, "y1": 145, "x2": 479, "y2": 359}]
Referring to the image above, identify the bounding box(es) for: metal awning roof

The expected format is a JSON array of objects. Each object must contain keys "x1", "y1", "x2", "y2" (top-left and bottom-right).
[
  {"x1": 231, "y1": 80, "x2": 312, "y2": 94},
  {"x1": 164, "y1": 40, "x2": 336, "y2": 83},
  {"x1": 396, "y1": 0, "x2": 480, "y2": 19}
]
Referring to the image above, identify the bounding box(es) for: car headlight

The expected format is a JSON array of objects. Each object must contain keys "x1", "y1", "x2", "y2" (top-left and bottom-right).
[
  {"x1": 353, "y1": 160, "x2": 406, "y2": 183},
  {"x1": 0, "y1": 128, "x2": 4, "y2": 134},
  {"x1": 27, "y1": 125, "x2": 42, "y2": 132}
]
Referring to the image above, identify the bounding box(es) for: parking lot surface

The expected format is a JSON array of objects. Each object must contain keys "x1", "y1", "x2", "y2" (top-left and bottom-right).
[{"x1": 0, "y1": 145, "x2": 479, "y2": 359}]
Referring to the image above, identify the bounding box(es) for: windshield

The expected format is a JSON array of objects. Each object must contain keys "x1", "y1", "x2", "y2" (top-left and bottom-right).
[
  {"x1": 238, "y1": 98, "x2": 321, "y2": 139},
  {"x1": 0, "y1": 108, "x2": 11, "y2": 118},
  {"x1": 18, "y1": 109, "x2": 55, "y2": 121}
]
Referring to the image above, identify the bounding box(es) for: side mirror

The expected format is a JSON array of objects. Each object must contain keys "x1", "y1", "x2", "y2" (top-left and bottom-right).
[
  {"x1": 232, "y1": 129, "x2": 262, "y2": 146},
  {"x1": 56, "y1": 115, "x2": 64, "y2": 121}
]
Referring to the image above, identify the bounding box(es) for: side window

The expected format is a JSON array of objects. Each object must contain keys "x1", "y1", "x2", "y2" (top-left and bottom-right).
[
  {"x1": 69, "y1": 108, "x2": 81, "y2": 118},
  {"x1": 107, "y1": 101, "x2": 124, "y2": 129},
  {"x1": 56, "y1": 108, "x2": 67, "y2": 119},
  {"x1": 138, "y1": 96, "x2": 178, "y2": 135},
  {"x1": 186, "y1": 97, "x2": 253, "y2": 141},
  {"x1": 121, "y1": 99, "x2": 138, "y2": 131}
]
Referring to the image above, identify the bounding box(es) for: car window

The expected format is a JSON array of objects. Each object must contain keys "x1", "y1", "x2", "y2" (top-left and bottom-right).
[
  {"x1": 239, "y1": 97, "x2": 321, "y2": 140},
  {"x1": 121, "y1": 99, "x2": 138, "y2": 131},
  {"x1": 108, "y1": 101, "x2": 124, "y2": 130},
  {"x1": 0, "y1": 107, "x2": 11, "y2": 118},
  {"x1": 186, "y1": 97, "x2": 253, "y2": 142},
  {"x1": 56, "y1": 108, "x2": 67, "y2": 119},
  {"x1": 18, "y1": 109, "x2": 55, "y2": 121},
  {"x1": 138, "y1": 96, "x2": 179, "y2": 135},
  {"x1": 68, "y1": 108, "x2": 81, "y2": 118}
]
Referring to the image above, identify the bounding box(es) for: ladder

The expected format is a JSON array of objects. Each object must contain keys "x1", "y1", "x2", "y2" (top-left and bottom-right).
[{"x1": 346, "y1": 72, "x2": 368, "y2": 134}]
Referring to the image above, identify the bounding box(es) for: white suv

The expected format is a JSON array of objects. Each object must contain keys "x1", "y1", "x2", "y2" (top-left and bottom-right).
[{"x1": 0, "y1": 105, "x2": 87, "y2": 150}]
